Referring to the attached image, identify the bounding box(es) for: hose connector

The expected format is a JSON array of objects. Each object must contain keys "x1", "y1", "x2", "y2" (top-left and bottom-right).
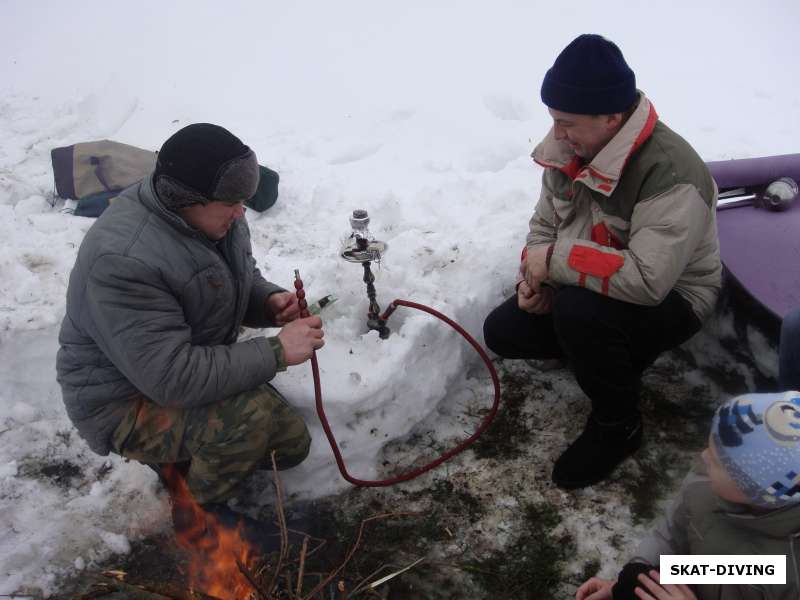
[{"x1": 379, "y1": 302, "x2": 399, "y2": 322}]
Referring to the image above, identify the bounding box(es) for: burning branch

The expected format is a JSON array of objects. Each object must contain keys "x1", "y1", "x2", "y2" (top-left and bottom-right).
[{"x1": 235, "y1": 557, "x2": 269, "y2": 599}]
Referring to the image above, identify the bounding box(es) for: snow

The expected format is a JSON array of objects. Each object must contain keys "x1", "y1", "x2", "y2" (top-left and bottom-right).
[{"x1": 1, "y1": 0, "x2": 799, "y2": 595}]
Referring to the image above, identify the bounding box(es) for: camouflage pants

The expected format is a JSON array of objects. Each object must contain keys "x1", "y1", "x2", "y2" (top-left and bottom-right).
[{"x1": 110, "y1": 384, "x2": 311, "y2": 504}]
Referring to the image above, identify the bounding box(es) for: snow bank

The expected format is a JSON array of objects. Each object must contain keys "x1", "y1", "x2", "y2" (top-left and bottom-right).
[{"x1": 1, "y1": 0, "x2": 798, "y2": 594}]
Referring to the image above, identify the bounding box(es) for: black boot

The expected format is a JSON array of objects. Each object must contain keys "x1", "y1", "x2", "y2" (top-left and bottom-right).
[
  {"x1": 172, "y1": 499, "x2": 311, "y2": 558},
  {"x1": 551, "y1": 414, "x2": 642, "y2": 489},
  {"x1": 173, "y1": 499, "x2": 271, "y2": 553}
]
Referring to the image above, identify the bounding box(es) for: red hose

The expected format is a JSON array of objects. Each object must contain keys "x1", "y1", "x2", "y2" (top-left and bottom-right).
[{"x1": 309, "y1": 298, "x2": 501, "y2": 487}]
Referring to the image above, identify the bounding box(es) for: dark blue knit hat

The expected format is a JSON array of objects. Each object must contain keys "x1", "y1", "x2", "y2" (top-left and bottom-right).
[{"x1": 541, "y1": 34, "x2": 636, "y2": 115}]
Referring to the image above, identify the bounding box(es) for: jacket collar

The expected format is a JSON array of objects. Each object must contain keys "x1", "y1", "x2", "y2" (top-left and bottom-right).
[
  {"x1": 532, "y1": 92, "x2": 658, "y2": 197},
  {"x1": 720, "y1": 498, "x2": 800, "y2": 539},
  {"x1": 693, "y1": 459, "x2": 800, "y2": 539}
]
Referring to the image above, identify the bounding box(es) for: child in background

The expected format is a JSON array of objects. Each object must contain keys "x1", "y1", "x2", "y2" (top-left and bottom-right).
[{"x1": 576, "y1": 392, "x2": 800, "y2": 600}]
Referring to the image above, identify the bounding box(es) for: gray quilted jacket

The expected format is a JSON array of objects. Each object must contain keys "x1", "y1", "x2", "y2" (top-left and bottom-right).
[{"x1": 56, "y1": 175, "x2": 285, "y2": 455}]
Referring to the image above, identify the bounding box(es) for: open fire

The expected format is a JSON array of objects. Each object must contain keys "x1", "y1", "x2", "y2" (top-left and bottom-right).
[{"x1": 161, "y1": 465, "x2": 260, "y2": 600}]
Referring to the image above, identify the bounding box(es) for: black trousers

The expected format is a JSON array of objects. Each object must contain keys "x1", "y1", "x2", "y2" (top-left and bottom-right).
[{"x1": 483, "y1": 286, "x2": 702, "y2": 423}]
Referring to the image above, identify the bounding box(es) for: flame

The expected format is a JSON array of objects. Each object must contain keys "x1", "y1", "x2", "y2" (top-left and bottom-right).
[{"x1": 162, "y1": 465, "x2": 259, "y2": 599}]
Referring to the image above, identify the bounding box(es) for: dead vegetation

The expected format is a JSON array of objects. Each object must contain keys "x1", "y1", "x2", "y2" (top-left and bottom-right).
[
  {"x1": 64, "y1": 455, "x2": 424, "y2": 600},
  {"x1": 41, "y1": 316, "x2": 772, "y2": 600}
]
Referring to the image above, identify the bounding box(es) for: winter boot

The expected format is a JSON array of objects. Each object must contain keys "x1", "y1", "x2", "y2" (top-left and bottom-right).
[
  {"x1": 551, "y1": 414, "x2": 642, "y2": 489},
  {"x1": 171, "y1": 497, "x2": 315, "y2": 558},
  {"x1": 172, "y1": 499, "x2": 285, "y2": 557}
]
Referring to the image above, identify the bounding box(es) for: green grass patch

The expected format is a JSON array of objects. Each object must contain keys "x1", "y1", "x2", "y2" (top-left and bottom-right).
[{"x1": 462, "y1": 501, "x2": 574, "y2": 600}]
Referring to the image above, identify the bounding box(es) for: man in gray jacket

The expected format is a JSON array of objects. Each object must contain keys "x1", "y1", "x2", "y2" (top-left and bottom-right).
[{"x1": 56, "y1": 124, "x2": 323, "y2": 522}]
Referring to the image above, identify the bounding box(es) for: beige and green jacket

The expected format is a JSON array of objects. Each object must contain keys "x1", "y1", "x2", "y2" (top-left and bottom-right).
[{"x1": 527, "y1": 93, "x2": 721, "y2": 321}]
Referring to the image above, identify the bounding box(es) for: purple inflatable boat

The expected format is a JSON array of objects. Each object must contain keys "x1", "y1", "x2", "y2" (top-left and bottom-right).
[{"x1": 707, "y1": 153, "x2": 800, "y2": 322}]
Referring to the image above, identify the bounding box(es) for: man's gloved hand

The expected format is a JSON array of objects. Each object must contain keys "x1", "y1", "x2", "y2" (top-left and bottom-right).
[
  {"x1": 631, "y1": 570, "x2": 696, "y2": 600},
  {"x1": 610, "y1": 563, "x2": 695, "y2": 600},
  {"x1": 267, "y1": 291, "x2": 301, "y2": 326},
  {"x1": 277, "y1": 316, "x2": 325, "y2": 365}
]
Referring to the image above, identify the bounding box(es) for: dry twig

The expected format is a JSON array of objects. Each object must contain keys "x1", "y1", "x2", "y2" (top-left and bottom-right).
[
  {"x1": 367, "y1": 557, "x2": 425, "y2": 590},
  {"x1": 267, "y1": 451, "x2": 290, "y2": 597},
  {"x1": 236, "y1": 557, "x2": 269, "y2": 599},
  {"x1": 348, "y1": 564, "x2": 394, "y2": 596},
  {"x1": 296, "y1": 535, "x2": 310, "y2": 597},
  {"x1": 302, "y1": 512, "x2": 417, "y2": 600}
]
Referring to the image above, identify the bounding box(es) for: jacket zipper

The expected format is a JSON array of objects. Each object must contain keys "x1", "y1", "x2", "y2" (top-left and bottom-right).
[{"x1": 219, "y1": 234, "x2": 242, "y2": 343}]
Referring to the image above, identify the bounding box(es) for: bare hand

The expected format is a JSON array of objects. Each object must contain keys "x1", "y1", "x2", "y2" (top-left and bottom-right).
[
  {"x1": 524, "y1": 244, "x2": 551, "y2": 293},
  {"x1": 517, "y1": 280, "x2": 554, "y2": 315},
  {"x1": 267, "y1": 292, "x2": 301, "y2": 326},
  {"x1": 277, "y1": 316, "x2": 325, "y2": 365},
  {"x1": 635, "y1": 571, "x2": 697, "y2": 600},
  {"x1": 575, "y1": 577, "x2": 614, "y2": 600}
]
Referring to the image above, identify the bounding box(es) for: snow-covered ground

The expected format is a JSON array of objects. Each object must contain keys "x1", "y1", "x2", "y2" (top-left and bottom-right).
[{"x1": 1, "y1": 0, "x2": 798, "y2": 595}]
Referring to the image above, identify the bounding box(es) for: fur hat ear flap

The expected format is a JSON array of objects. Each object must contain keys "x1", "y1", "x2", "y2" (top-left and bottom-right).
[{"x1": 154, "y1": 123, "x2": 259, "y2": 211}]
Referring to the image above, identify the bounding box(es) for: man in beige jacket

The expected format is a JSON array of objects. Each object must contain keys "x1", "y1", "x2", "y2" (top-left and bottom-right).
[{"x1": 483, "y1": 34, "x2": 721, "y2": 489}]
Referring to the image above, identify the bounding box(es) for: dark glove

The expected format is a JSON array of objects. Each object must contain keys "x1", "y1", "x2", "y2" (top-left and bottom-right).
[{"x1": 612, "y1": 562, "x2": 661, "y2": 600}]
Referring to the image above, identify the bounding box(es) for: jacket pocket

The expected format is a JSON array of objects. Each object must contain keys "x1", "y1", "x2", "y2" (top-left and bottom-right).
[
  {"x1": 568, "y1": 245, "x2": 624, "y2": 278},
  {"x1": 183, "y1": 267, "x2": 236, "y2": 341}
]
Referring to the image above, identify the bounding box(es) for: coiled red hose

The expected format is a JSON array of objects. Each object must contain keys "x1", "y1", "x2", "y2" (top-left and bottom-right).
[{"x1": 295, "y1": 273, "x2": 500, "y2": 486}]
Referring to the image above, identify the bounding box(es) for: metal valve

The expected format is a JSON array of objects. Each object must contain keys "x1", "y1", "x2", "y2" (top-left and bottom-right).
[{"x1": 762, "y1": 177, "x2": 799, "y2": 212}]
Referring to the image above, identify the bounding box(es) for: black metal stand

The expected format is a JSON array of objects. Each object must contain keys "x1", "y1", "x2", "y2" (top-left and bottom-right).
[
  {"x1": 362, "y1": 260, "x2": 390, "y2": 339},
  {"x1": 342, "y1": 213, "x2": 391, "y2": 340}
]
